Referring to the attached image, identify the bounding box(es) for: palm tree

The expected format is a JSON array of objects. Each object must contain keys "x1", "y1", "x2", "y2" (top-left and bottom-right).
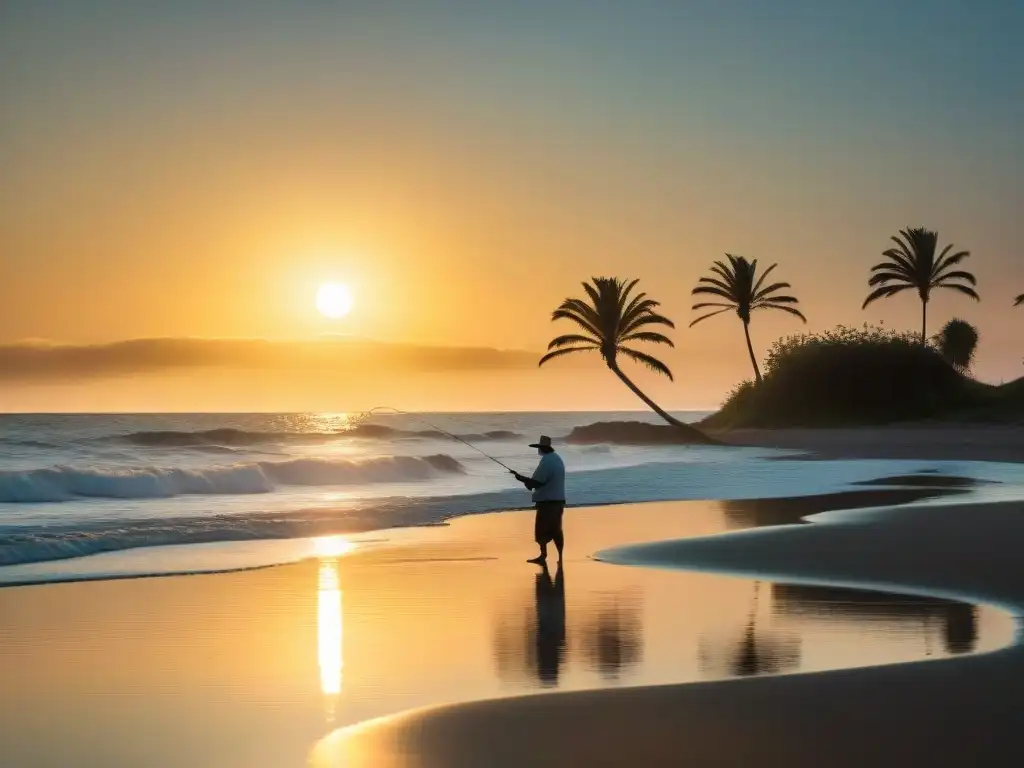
[
  {"x1": 1015, "y1": 294, "x2": 1024, "y2": 307},
  {"x1": 539, "y1": 277, "x2": 706, "y2": 437},
  {"x1": 862, "y1": 227, "x2": 979, "y2": 343},
  {"x1": 933, "y1": 318, "x2": 979, "y2": 374},
  {"x1": 689, "y1": 255, "x2": 806, "y2": 383}
]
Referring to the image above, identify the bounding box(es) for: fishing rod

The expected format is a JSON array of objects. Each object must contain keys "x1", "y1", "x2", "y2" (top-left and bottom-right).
[{"x1": 357, "y1": 406, "x2": 521, "y2": 475}]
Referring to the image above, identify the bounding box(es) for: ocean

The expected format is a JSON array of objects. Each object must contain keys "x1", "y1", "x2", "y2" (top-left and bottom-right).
[{"x1": 1, "y1": 411, "x2": 1019, "y2": 584}]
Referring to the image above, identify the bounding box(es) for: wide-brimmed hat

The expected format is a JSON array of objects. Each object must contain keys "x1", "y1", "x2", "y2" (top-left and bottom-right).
[{"x1": 529, "y1": 435, "x2": 553, "y2": 449}]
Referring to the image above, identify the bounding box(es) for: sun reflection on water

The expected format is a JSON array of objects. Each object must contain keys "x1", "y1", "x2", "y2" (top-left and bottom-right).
[
  {"x1": 316, "y1": 537, "x2": 350, "y2": 722},
  {"x1": 314, "y1": 535, "x2": 356, "y2": 558}
]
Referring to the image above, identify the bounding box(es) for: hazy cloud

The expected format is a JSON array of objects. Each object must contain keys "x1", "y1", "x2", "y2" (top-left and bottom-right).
[{"x1": 0, "y1": 337, "x2": 546, "y2": 382}]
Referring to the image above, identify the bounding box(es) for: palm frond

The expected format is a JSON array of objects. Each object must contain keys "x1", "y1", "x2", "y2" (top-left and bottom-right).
[
  {"x1": 621, "y1": 311, "x2": 675, "y2": 335},
  {"x1": 693, "y1": 276, "x2": 735, "y2": 294},
  {"x1": 691, "y1": 285, "x2": 735, "y2": 301},
  {"x1": 618, "y1": 331, "x2": 674, "y2": 346},
  {"x1": 691, "y1": 301, "x2": 734, "y2": 310},
  {"x1": 752, "y1": 295, "x2": 800, "y2": 307},
  {"x1": 938, "y1": 283, "x2": 980, "y2": 301},
  {"x1": 557, "y1": 298, "x2": 602, "y2": 327},
  {"x1": 538, "y1": 346, "x2": 596, "y2": 367},
  {"x1": 617, "y1": 347, "x2": 673, "y2": 380},
  {"x1": 1016, "y1": 294, "x2": 1024, "y2": 307},
  {"x1": 621, "y1": 298, "x2": 662, "y2": 327},
  {"x1": 750, "y1": 263, "x2": 778, "y2": 295},
  {"x1": 581, "y1": 281, "x2": 602, "y2": 310},
  {"x1": 620, "y1": 291, "x2": 651, "y2": 323},
  {"x1": 547, "y1": 334, "x2": 600, "y2": 350},
  {"x1": 933, "y1": 248, "x2": 971, "y2": 276},
  {"x1": 552, "y1": 308, "x2": 601, "y2": 339},
  {"x1": 863, "y1": 284, "x2": 913, "y2": 308},
  {"x1": 763, "y1": 305, "x2": 807, "y2": 322},
  {"x1": 933, "y1": 270, "x2": 977, "y2": 286},
  {"x1": 613, "y1": 279, "x2": 642, "y2": 332},
  {"x1": 868, "y1": 271, "x2": 915, "y2": 286},
  {"x1": 689, "y1": 307, "x2": 733, "y2": 326},
  {"x1": 751, "y1": 281, "x2": 792, "y2": 301},
  {"x1": 709, "y1": 261, "x2": 737, "y2": 283},
  {"x1": 877, "y1": 250, "x2": 917, "y2": 274}
]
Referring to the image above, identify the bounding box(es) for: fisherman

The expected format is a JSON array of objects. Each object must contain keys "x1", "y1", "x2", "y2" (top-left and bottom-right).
[{"x1": 512, "y1": 435, "x2": 566, "y2": 565}]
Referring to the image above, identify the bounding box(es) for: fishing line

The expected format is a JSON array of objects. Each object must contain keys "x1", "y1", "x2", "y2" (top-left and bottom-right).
[{"x1": 353, "y1": 406, "x2": 521, "y2": 475}]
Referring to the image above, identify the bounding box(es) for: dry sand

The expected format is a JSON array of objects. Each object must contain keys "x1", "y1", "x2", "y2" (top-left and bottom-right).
[{"x1": 313, "y1": 497, "x2": 1024, "y2": 767}]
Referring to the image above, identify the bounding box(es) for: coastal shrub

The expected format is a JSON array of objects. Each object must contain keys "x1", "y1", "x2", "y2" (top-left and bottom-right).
[
  {"x1": 933, "y1": 318, "x2": 979, "y2": 375},
  {"x1": 703, "y1": 324, "x2": 975, "y2": 428}
]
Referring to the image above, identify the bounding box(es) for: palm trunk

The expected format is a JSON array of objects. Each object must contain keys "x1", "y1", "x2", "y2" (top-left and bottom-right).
[
  {"x1": 609, "y1": 363, "x2": 714, "y2": 443},
  {"x1": 921, "y1": 299, "x2": 928, "y2": 345},
  {"x1": 743, "y1": 321, "x2": 762, "y2": 383}
]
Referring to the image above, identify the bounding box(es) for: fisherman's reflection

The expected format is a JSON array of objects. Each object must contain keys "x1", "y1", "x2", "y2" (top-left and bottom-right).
[{"x1": 534, "y1": 562, "x2": 566, "y2": 686}]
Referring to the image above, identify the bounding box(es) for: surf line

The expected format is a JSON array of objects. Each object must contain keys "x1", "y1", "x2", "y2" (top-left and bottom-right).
[{"x1": 353, "y1": 406, "x2": 523, "y2": 475}]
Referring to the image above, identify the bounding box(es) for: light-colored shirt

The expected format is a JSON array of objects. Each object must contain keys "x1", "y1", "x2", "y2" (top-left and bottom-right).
[{"x1": 531, "y1": 451, "x2": 566, "y2": 502}]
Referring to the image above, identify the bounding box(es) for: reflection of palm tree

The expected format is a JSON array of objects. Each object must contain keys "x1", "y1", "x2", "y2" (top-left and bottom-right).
[
  {"x1": 699, "y1": 581, "x2": 800, "y2": 678},
  {"x1": 580, "y1": 592, "x2": 644, "y2": 682},
  {"x1": 539, "y1": 277, "x2": 710, "y2": 441},
  {"x1": 690, "y1": 255, "x2": 806, "y2": 383},
  {"x1": 772, "y1": 581, "x2": 981, "y2": 658}
]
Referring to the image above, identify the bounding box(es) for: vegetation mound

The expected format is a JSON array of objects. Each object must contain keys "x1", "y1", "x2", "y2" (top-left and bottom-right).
[{"x1": 702, "y1": 325, "x2": 988, "y2": 428}]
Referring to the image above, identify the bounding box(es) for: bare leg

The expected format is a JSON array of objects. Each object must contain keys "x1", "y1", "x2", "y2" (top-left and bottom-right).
[{"x1": 552, "y1": 531, "x2": 564, "y2": 562}]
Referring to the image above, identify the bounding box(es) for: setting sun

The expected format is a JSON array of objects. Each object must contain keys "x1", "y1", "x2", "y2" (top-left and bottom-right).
[{"x1": 316, "y1": 283, "x2": 354, "y2": 319}]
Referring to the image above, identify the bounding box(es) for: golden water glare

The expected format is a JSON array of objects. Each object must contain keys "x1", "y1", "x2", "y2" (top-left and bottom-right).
[{"x1": 315, "y1": 536, "x2": 353, "y2": 722}]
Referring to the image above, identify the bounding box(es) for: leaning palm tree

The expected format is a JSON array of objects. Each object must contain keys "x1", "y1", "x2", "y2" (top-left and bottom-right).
[
  {"x1": 863, "y1": 227, "x2": 979, "y2": 343},
  {"x1": 539, "y1": 277, "x2": 706, "y2": 437},
  {"x1": 689, "y1": 254, "x2": 806, "y2": 383}
]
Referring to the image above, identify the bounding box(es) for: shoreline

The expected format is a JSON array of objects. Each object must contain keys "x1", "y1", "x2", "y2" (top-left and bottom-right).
[
  {"x1": 2, "y1": 482, "x2": 1012, "y2": 767},
  {"x1": 315, "y1": 493, "x2": 1024, "y2": 767},
  {"x1": 0, "y1": 478, "x2": 973, "y2": 588}
]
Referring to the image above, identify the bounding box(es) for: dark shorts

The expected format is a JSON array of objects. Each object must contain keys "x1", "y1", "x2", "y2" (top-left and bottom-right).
[{"x1": 534, "y1": 500, "x2": 565, "y2": 545}]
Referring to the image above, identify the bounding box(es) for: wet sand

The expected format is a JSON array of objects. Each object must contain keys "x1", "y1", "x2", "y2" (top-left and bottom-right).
[
  {"x1": 313, "y1": 497, "x2": 1024, "y2": 767},
  {"x1": 0, "y1": 487, "x2": 1002, "y2": 768}
]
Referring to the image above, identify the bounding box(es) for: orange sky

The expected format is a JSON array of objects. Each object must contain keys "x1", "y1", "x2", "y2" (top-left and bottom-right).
[{"x1": 2, "y1": 3, "x2": 1021, "y2": 412}]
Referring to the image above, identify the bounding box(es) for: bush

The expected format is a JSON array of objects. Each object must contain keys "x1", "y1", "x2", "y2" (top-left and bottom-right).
[{"x1": 703, "y1": 324, "x2": 976, "y2": 428}]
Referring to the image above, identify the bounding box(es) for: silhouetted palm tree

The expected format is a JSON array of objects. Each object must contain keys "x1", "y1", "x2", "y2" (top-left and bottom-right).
[
  {"x1": 540, "y1": 277, "x2": 706, "y2": 437},
  {"x1": 862, "y1": 227, "x2": 979, "y2": 343},
  {"x1": 933, "y1": 318, "x2": 979, "y2": 374},
  {"x1": 689, "y1": 255, "x2": 806, "y2": 383}
]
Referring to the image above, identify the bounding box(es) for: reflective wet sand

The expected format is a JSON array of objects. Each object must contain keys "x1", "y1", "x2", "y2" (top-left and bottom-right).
[
  {"x1": 315, "y1": 496, "x2": 1024, "y2": 768},
  {"x1": 0, "y1": 493, "x2": 1012, "y2": 767}
]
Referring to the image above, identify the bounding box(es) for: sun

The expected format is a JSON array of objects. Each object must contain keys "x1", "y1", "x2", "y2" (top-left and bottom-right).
[{"x1": 316, "y1": 282, "x2": 354, "y2": 319}]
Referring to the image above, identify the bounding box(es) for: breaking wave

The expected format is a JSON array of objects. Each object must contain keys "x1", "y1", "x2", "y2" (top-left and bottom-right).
[
  {"x1": 114, "y1": 426, "x2": 522, "y2": 448},
  {"x1": 0, "y1": 455, "x2": 466, "y2": 504}
]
